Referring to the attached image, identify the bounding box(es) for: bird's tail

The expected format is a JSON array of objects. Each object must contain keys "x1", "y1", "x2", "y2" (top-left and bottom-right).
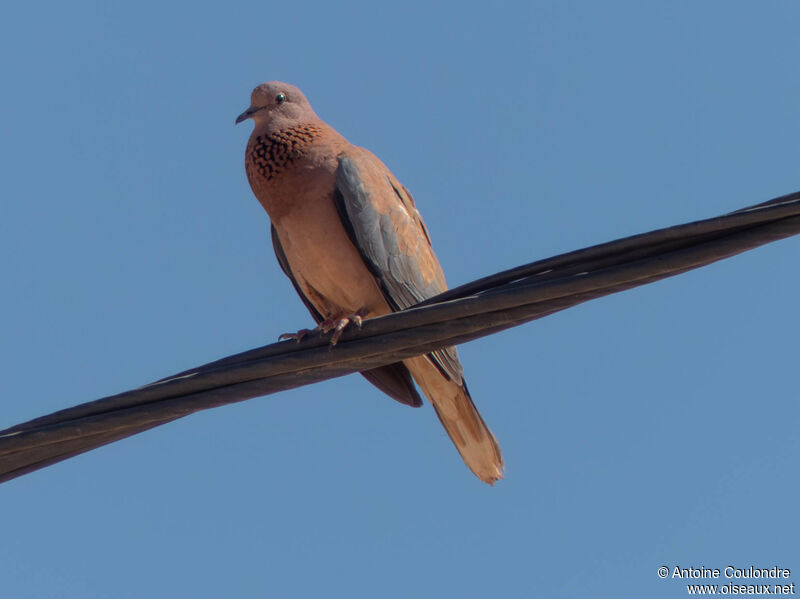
[{"x1": 405, "y1": 356, "x2": 504, "y2": 484}]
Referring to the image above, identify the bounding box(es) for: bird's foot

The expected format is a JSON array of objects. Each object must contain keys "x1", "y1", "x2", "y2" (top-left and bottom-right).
[
  {"x1": 320, "y1": 309, "x2": 367, "y2": 346},
  {"x1": 278, "y1": 309, "x2": 367, "y2": 345},
  {"x1": 278, "y1": 328, "x2": 314, "y2": 343}
]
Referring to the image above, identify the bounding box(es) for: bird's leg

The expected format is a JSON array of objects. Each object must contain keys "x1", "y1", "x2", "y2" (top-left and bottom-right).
[
  {"x1": 322, "y1": 308, "x2": 367, "y2": 346},
  {"x1": 278, "y1": 308, "x2": 367, "y2": 345}
]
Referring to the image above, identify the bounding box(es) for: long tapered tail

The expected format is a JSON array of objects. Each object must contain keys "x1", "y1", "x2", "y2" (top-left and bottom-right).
[{"x1": 404, "y1": 355, "x2": 504, "y2": 484}]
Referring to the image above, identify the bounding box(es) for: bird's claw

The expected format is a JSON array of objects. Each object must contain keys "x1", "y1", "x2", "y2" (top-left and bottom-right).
[
  {"x1": 278, "y1": 328, "x2": 313, "y2": 343},
  {"x1": 321, "y1": 310, "x2": 366, "y2": 346},
  {"x1": 278, "y1": 310, "x2": 365, "y2": 346}
]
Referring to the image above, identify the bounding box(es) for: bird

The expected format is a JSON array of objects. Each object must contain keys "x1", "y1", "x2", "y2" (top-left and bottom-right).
[{"x1": 236, "y1": 82, "x2": 504, "y2": 484}]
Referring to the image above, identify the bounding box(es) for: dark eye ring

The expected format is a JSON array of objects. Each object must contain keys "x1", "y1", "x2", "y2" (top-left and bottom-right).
[{"x1": 276, "y1": 92, "x2": 286, "y2": 104}]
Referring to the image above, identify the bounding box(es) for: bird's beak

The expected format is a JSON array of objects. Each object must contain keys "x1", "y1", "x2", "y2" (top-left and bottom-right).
[{"x1": 235, "y1": 105, "x2": 260, "y2": 125}]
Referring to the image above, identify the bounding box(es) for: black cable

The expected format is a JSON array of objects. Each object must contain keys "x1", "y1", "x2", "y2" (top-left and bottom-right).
[{"x1": 1, "y1": 190, "x2": 798, "y2": 484}]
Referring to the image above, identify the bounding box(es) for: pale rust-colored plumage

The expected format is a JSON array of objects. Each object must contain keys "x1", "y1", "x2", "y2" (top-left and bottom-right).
[{"x1": 237, "y1": 81, "x2": 503, "y2": 484}]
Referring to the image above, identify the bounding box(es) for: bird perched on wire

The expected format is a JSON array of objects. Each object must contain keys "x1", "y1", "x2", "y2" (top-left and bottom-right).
[{"x1": 236, "y1": 82, "x2": 503, "y2": 484}]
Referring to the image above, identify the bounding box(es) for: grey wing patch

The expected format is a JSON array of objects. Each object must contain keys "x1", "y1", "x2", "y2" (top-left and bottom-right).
[
  {"x1": 334, "y1": 153, "x2": 464, "y2": 384},
  {"x1": 334, "y1": 154, "x2": 442, "y2": 309}
]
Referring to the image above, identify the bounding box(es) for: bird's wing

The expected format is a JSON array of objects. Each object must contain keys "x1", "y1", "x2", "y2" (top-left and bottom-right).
[
  {"x1": 334, "y1": 148, "x2": 463, "y2": 383},
  {"x1": 271, "y1": 224, "x2": 422, "y2": 407}
]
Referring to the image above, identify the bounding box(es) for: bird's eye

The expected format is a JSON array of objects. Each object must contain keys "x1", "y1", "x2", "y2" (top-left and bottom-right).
[{"x1": 275, "y1": 93, "x2": 286, "y2": 104}]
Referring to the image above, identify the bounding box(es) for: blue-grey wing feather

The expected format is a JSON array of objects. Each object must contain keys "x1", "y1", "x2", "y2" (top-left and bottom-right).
[{"x1": 334, "y1": 151, "x2": 463, "y2": 383}]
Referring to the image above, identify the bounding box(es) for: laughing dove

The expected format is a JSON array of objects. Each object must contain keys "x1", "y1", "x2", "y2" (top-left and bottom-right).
[{"x1": 236, "y1": 82, "x2": 504, "y2": 484}]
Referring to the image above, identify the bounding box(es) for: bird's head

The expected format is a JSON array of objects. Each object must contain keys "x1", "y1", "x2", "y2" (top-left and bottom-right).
[{"x1": 235, "y1": 81, "x2": 318, "y2": 130}]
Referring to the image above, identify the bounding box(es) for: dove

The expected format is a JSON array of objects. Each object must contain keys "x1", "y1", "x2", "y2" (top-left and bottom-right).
[{"x1": 237, "y1": 82, "x2": 503, "y2": 483}]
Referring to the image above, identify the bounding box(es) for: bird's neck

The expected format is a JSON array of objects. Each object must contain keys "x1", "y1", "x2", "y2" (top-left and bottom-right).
[
  {"x1": 244, "y1": 122, "x2": 343, "y2": 220},
  {"x1": 246, "y1": 123, "x2": 325, "y2": 183}
]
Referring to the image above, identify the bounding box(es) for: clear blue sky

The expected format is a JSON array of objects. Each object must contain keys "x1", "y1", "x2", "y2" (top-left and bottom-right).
[{"x1": 2, "y1": 2, "x2": 798, "y2": 597}]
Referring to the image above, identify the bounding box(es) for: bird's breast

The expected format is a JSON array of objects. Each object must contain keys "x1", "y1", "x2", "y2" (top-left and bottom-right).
[
  {"x1": 245, "y1": 124, "x2": 324, "y2": 182},
  {"x1": 245, "y1": 124, "x2": 333, "y2": 217},
  {"x1": 273, "y1": 193, "x2": 391, "y2": 320},
  {"x1": 244, "y1": 123, "x2": 387, "y2": 318}
]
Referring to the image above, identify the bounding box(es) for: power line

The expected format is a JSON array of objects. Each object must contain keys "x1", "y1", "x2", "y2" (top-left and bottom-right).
[{"x1": 1, "y1": 190, "x2": 798, "y2": 483}]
